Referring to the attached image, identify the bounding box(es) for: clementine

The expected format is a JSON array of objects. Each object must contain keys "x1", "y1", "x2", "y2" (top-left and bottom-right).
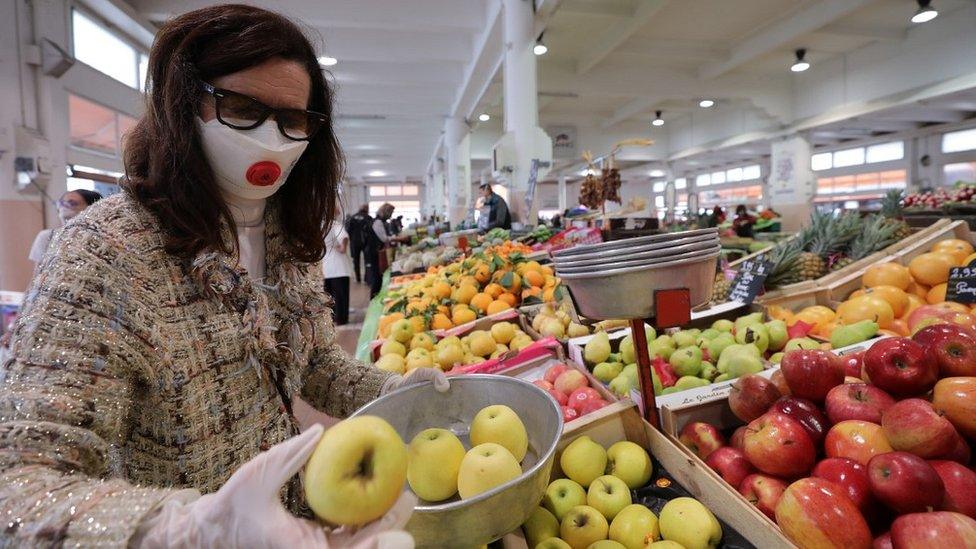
[
  {"x1": 908, "y1": 253, "x2": 955, "y2": 286},
  {"x1": 863, "y1": 262, "x2": 911, "y2": 290}
]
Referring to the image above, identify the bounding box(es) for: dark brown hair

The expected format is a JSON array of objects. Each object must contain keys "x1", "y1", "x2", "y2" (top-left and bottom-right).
[{"x1": 123, "y1": 4, "x2": 341, "y2": 263}]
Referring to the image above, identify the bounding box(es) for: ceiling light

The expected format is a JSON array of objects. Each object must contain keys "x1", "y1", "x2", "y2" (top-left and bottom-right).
[
  {"x1": 652, "y1": 110, "x2": 664, "y2": 127},
  {"x1": 699, "y1": 99, "x2": 715, "y2": 108},
  {"x1": 911, "y1": 0, "x2": 938, "y2": 23},
  {"x1": 478, "y1": 113, "x2": 490, "y2": 122},
  {"x1": 367, "y1": 170, "x2": 386, "y2": 177},
  {"x1": 790, "y1": 48, "x2": 810, "y2": 72},
  {"x1": 318, "y1": 55, "x2": 338, "y2": 67},
  {"x1": 649, "y1": 169, "x2": 665, "y2": 177},
  {"x1": 533, "y1": 33, "x2": 548, "y2": 56}
]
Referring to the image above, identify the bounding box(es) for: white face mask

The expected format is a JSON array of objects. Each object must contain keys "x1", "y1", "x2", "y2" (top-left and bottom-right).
[{"x1": 196, "y1": 118, "x2": 309, "y2": 200}]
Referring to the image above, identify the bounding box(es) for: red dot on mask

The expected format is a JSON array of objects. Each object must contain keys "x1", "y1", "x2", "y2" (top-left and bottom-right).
[{"x1": 246, "y1": 161, "x2": 282, "y2": 187}]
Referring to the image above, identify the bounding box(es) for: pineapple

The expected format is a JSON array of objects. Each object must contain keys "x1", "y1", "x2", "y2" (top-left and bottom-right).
[
  {"x1": 712, "y1": 273, "x2": 732, "y2": 302},
  {"x1": 881, "y1": 189, "x2": 905, "y2": 219},
  {"x1": 830, "y1": 256, "x2": 854, "y2": 272},
  {"x1": 808, "y1": 213, "x2": 860, "y2": 262},
  {"x1": 849, "y1": 215, "x2": 902, "y2": 260},
  {"x1": 765, "y1": 240, "x2": 804, "y2": 289},
  {"x1": 796, "y1": 252, "x2": 827, "y2": 281}
]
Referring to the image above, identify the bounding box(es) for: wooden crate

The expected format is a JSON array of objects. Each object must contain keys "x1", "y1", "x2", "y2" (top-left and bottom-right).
[{"x1": 560, "y1": 404, "x2": 795, "y2": 548}]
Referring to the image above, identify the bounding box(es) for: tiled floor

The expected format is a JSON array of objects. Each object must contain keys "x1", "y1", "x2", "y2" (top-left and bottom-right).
[{"x1": 334, "y1": 279, "x2": 372, "y2": 355}]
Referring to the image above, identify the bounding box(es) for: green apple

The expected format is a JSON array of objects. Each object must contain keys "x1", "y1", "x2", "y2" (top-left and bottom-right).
[
  {"x1": 380, "y1": 339, "x2": 407, "y2": 357},
  {"x1": 609, "y1": 374, "x2": 637, "y2": 397},
  {"x1": 470, "y1": 404, "x2": 528, "y2": 462},
  {"x1": 619, "y1": 336, "x2": 636, "y2": 364},
  {"x1": 587, "y1": 475, "x2": 632, "y2": 521},
  {"x1": 648, "y1": 541, "x2": 685, "y2": 549},
  {"x1": 674, "y1": 376, "x2": 710, "y2": 391},
  {"x1": 561, "y1": 505, "x2": 610, "y2": 549},
  {"x1": 713, "y1": 373, "x2": 732, "y2": 383},
  {"x1": 606, "y1": 441, "x2": 653, "y2": 489},
  {"x1": 648, "y1": 336, "x2": 676, "y2": 361},
  {"x1": 389, "y1": 318, "x2": 414, "y2": 343},
  {"x1": 784, "y1": 337, "x2": 820, "y2": 351},
  {"x1": 764, "y1": 320, "x2": 788, "y2": 351},
  {"x1": 374, "y1": 353, "x2": 406, "y2": 374},
  {"x1": 704, "y1": 333, "x2": 735, "y2": 362},
  {"x1": 733, "y1": 312, "x2": 764, "y2": 335},
  {"x1": 700, "y1": 362, "x2": 718, "y2": 381},
  {"x1": 672, "y1": 330, "x2": 697, "y2": 349},
  {"x1": 405, "y1": 348, "x2": 434, "y2": 371},
  {"x1": 523, "y1": 506, "x2": 561, "y2": 548},
  {"x1": 669, "y1": 346, "x2": 703, "y2": 377},
  {"x1": 589, "y1": 541, "x2": 627, "y2": 549},
  {"x1": 734, "y1": 323, "x2": 769, "y2": 354},
  {"x1": 457, "y1": 443, "x2": 522, "y2": 499},
  {"x1": 406, "y1": 428, "x2": 465, "y2": 502},
  {"x1": 305, "y1": 416, "x2": 408, "y2": 525},
  {"x1": 593, "y1": 362, "x2": 624, "y2": 383},
  {"x1": 543, "y1": 479, "x2": 587, "y2": 521},
  {"x1": 659, "y1": 497, "x2": 722, "y2": 549},
  {"x1": 768, "y1": 352, "x2": 784, "y2": 364},
  {"x1": 584, "y1": 332, "x2": 612, "y2": 365},
  {"x1": 711, "y1": 319, "x2": 734, "y2": 333},
  {"x1": 609, "y1": 504, "x2": 660, "y2": 549},
  {"x1": 535, "y1": 538, "x2": 572, "y2": 549},
  {"x1": 560, "y1": 436, "x2": 608, "y2": 488}
]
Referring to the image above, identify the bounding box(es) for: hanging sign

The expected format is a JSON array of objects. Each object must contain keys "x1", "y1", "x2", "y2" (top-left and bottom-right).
[{"x1": 727, "y1": 259, "x2": 774, "y2": 304}]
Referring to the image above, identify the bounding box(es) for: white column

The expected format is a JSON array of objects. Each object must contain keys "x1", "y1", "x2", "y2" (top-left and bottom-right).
[
  {"x1": 502, "y1": 0, "x2": 539, "y2": 225},
  {"x1": 444, "y1": 116, "x2": 470, "y2": 226},
  {"x1": 768, "y1": 135, "x2": 815, "y2": 232},
  {"x1": 557, "y1": 175, "x2": 567, "y2": 212}
]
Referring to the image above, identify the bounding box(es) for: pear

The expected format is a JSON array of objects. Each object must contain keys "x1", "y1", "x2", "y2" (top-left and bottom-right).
[
  {"x1": 593, "y1": 362, "x2": 624, "y2": 383},
  {"x1": 619, "y1": 336, "x2": 636, "y2": 364},
  {"x1": 649, "y1": 335, "x2": 676, "y2": 361},
  {"x1": 735, "y1": 324, "x2": 770, "y2": 354},
  {"x1": 584, "y1": 332, "x2": 612, "y2": 365},
  {"x1": 712, "y1": 319, "x2": 734, "y2": 333},
  {"x1": 704, "y1": 333, "x2": 736, "y2": 362},
  {"x1": 784, "y1": 337, "x2": 820, "y2": 351},
  {"x1": 609, "y1": 374, "x2": 638, "y2": 397},
  {"x1": 700, "y1": 361, "x2": 718, "y2": 381},
  {"x1": 764, "y1": 320, "x2": 789, "y2": 352},
  {"x1": 714, "y1": 373, "x2": 732, "y2": 383},
  {"x1": 541, "y1": 319, "x2": 567, "y2": 339},
  {"x1": 672, "y1": 330, "x2": 698, "y2": 348},
  {"x1": 768, "y1": 352, "x2": 784, "y2": 364},
  {"x1": 567, "y1": 322, "x2": 590, "y2": 338},
  {"x1": 829, "y1": 319, "x2": 878, "y2": 350},
  {"x1": 733, "y1": 312, "x2": 764, "y2": 335},
  {"x1": 669, "y1": 346, "x2": 703, "y2": 377},
  {"x1": 674, "y1": 376, "x2": 710, "y2": 391}
]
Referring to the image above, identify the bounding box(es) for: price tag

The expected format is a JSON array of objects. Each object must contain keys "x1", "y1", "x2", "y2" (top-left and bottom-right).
[
  {"x1": 727, "y1": 259, "x2": 773, "y2": 304},
  {"x1": 946, "y1": 261, "x2": 976, "y2": 304}
]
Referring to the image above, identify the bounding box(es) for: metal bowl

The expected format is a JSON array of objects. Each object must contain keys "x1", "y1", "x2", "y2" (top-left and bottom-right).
[
  {"x1": 350, "y1": 375, "x2": 563, "y2": 548},
  {"x1": 552, "y1": 228, "x2": 718, "y2": 259},
  {"x1": 553, "y1": 233, "x2": 718, "y2": 266},
  {"x1": 555, "y1": 244, "x2": 721, "y2": 274},
  {"x1": 554, "y1": 239, "x2": 720, "y2": 269},
  {"x1": 559, "y1": 252, "x2": 719, "y2": 319}
]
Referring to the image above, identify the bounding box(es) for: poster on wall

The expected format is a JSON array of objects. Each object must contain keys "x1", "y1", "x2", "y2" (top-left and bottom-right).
[
  {"x1": 546, "y1": 125, "x2": 577, "y2": 159},
  {"x1": 768, "y1": 137, "x2": 815, "y2": 206}
]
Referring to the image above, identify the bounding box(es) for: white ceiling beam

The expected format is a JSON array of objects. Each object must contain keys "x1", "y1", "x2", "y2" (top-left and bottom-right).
[
  {"x1": 698, "y1": 0, "x2": 872, "y2": 81},
  {"x1": 867, "y1": 108, "x2": 967, "y2": 124},
  {"x1": 601, "y1": 97, "x2": 660, "y2": 129},
  {"x1": 817, "y1": 23, "x2": 906, "y2": 42},
  {"x1": 314, "y1": 28, "x2": 472, "y2": 63},
  {"x1": 576, "y1": 0, "x2": 670, "y2": 75},
  {"x1": 533, "y1": 0, "x2": 567, "y2": 36},
  {"x1": 450, "y1": 1, "x2": 504, "y2": 120},
  {"x1": 558, "y1": 0, "x2": 632, "y2": 18},
  {"x1": 330, "y1": 61, "x2": 464, "y2": 86}
]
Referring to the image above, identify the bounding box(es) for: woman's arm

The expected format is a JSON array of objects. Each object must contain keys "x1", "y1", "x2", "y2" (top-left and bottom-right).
[{"x1": 0, "y1": 223, "x2": 183, "y2": 546}]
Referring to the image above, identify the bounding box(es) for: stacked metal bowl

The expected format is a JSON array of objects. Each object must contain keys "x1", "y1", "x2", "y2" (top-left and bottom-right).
[{"x1": 553, "y1": 228, "x2": 720, "y2": 319}]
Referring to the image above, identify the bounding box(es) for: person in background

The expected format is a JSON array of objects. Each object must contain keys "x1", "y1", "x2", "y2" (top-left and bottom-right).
[
  {"x1": 479, "y1": 183, "x2": 511, "y2": 231},
  {"x1": 323, "y1": 217, "x2": 353, "y2": 325},
  {"x1": 390, "y1": 215, "x2": 403, "y2": 235},
  {"x1": 344, "y1": 203, "x2": 370, "y2": 283},
  {"x1": 364, "y1": 202, "x2": 401, "y2": 297},
  {"x1": 707, "y1": 206, "x2": 726, "y2": 228},
  {"x1": 551, "y1": 213, "x2": 562, "y2": 229},
  {"x1": 732, "y1": 204, "x2": 757, "y2": 238},
  {"x1": 29, "y1": 189, "x2": 103, "y2": 267}
]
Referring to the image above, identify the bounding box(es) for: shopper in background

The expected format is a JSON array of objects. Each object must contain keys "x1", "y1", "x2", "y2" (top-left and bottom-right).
[
  {"x1": 365, "y1": 202, "x2": 406, "y2": 297},
  {"x1": 732, "y1": 204, "x2": 757, "y2": 237},
  {"x1": 390, "y1": 215, "x2": 403, "y2": 235},
  {"x1": 28, "y1": 189, "x2": 103, "y2": 267},
  {"x1": 707, "y1": 206, "x2": 726, "y2": 228},
  {"x1": 323, "y1": 217, "x2": 353, "y2": 325},
  {"x1": 344, "y1": 203, "x2": 371, "y2": 283},
  {"x1": 0, "y1": 6, "x2": 446, "y2": 547},
  {"x1": 479, "y1": 182, "x2": 511, "y2": 231}
]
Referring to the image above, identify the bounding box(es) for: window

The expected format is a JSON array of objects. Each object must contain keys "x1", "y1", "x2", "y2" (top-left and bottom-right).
[
  {"x1": 69, "y1": 95, "x2": 118, "y2": 155},
  {"x1": 139, "y1": 54, "x2": 149, "y2": 91},
  {"x1": 370, "y1": 200, "x2": 420, "y2": 224},
  {"x1": 386, "y1": 185, "x2": 402, "y2": 196},
  {"x1": 741, "y1": 165, "x2": 761, "y2": 180},
  {"x1": 402, "y1": 185, "x2": 419, "y2": 196},
  {"x1": 674, "y1": 178, "x2": 687, "y2": 189},
  {"x1": 833, "y1": 147, "x2": 865, "y2": 168},
  {"x1": 369, "y1": 186, "x2": 386, "y2": 196},
  {"x1": 710, "y1": 171, "x2": 726, "y2": 185},
  {"x1": 943, "y1": 128, "x2": 976, "y2": 154},
  {"x1": 811, "y1": 152, "x2": 833, "y2": 171},
  {"x1": 695, "y1": 174, "x2": 710, "y2": 187},
  {"x1": 726, "y1": 167, "x2": 743, "y2": 182},
  {"x1": 816, "y1": 169, "x2": 906, "y2": 198},
  {"x1": 866, "y1": 141, "x2": 903, "y2": 163},
  {"x1": 944, "y1": 162, "x2": 976, "y2": 185},
  {"x1": 654, "y1": 196, "x2": 665, "y2": 209},
  {"x1": 652, "y1": 182, "x2": 665, "y2": 193},
  {"x1": 71, "y1": 10, "x2": 146, "y2": 89}
]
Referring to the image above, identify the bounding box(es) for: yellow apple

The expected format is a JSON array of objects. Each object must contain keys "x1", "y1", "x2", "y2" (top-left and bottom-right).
[
  {"x1": 405, "y1": 348, "x2": 434, "y2": 372},
  {"x1": 305, "y1": 416, "x2": 407, "y2": 525},
  {"x1": 609, "y1": 504, "x2": 659, "y2": 549},
  {"x1": 469, "y1": 330, "x2": 497, "y2": 357},
  {"x1": 470, "y1": 404, "x2": 529, "y2": 462},
  {"x1": 560, "y1": 436, "x2": 608, "y2": 487},
  {"x1": 522, "y1": 506, "x2": 560, "y2": 547},
  {"x1": 543, "y1": 478, "x2": 587, "y2": 521},
  {"x1": 457, "y1": 443, "x2": 522, "y2": 499},
  {"x1": 589, "y1": 541, "x2": 627, "y2": 549},
  {"x1": 535, "y1": 538, "x2": 572, "y2": 549},
  {"x1": 406, "y1": 428, "x2": 465, "y2": 502},
  {"x1": 374, "y1": 354, "x2": 406, "y2": 374},
  {"x1": 606, "y1": 441, "x2": 653, "y2": 489},
  {"x1": 560, "y1": 505, "x2": 609, "y2": 549},
  {"x1": 389, "y1": 319, "x2": 414, "y2": 343},
  {"x1": 647, "y1": 542, "x2": 684, "y2": 549},
  {"x1": 380, "y1": 339, "x2": 407, "y2": 357},
  {"x1": 410, "y1": 332, "x2": 435, "y2": 351},
  {"x1": 586, "y1": 475, "x2": 632, "y2": 521},
  {"x1": 658, "y1": 497, "x2": 722, "y2": 549},
  {"x1": 435, "y1": 343, "x2": 465, "y2": 370},
  {"x1": 491, "y1": 322, "x2": 517, "y2": 344}
]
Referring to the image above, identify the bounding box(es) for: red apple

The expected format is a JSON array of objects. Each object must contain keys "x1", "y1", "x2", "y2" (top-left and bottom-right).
[
  {"x1": 738, "y1": 474, "x2": 788, "y2": 519},
  {"x1": 546, "y1": 388, "x2": 568, "y2": 406},
  {"x1": 841, "y1": 351, "x2": 865, "y2": 378},
  {"x1": 533, "y1": 379, "x2": 555, "y2": 391},
  {"x1": 770, "y1": 369, "x2": 791, "y2": 396},
  {"x1": 915, "y1": 323, "x2": 976, "y2": 377},
  {"x1": 862, "y1": 337, "x2": 938, "y2": 397},
  {"x1": 825, "y1": 383, "x2": 896, "y2": 425},
  {"x1": 824, "y1": 420, "x2": 894, "y2": 466},
  {"x1": 867, "y1": 451, "x2": 945, "y2": 514},
  {"x1": 729, "y1": 374, "x2": 782, "y2": 423},
  {"x1": 705, "y1": 446, "x2": 756, "y2": 488},
  {"x1": 770, "y1": 396, "x2": 829, "y2": 445},
  {"x1": 930, "y1": 460, "x2": 976, "y2": 519},
  {"x1": 932, "y1": 377, "x2": 976, "y2": 439},
  {"x1": 890, "y1": 511, "x2": 976, "y2": 548},
  {"x1": 873, "y1": 532, "x2": 892, "y2": 549},
  {"x1": 780, "y1": 349, "x2": 845, "y2": 403},
  {"x1": 880, "y1": 398, "x2": 957, "y2": 458},
  {"x1": 935, "y1": 430, "x2": 972, "y2": 465},
  {"x1": 561, "y1": 405, "x2": 579, "y2": 423},
  {"x1": 544, "y1": 364, "x2": 569, "y2": 384},
  {"x1": 578, "y1": 398, "x2": 609, "y2": 415},
  {"x1": 743, "y1": 412, "x2": 816, "y2": 478},
  {"x1": 567, "y1": 387, "x2": 602, "y2": 411},
  {"x1": 775, "y1": 478, "x2": 872, "y2": 549},
  {"x1": 812, "y1": 457, "x2": 873, "y2": 511},
  {"x1": 678, "y1": 421, "x2": 726, "y2": 460},
  {"x1": 730, "y1": 426, "x2": 748, "y2": 450},
  {"x1": 907, "y1": 304, "x2": 965, "y2": 333},
  {"x1": 554, "y1": 370, "x2": 588, "y2": 395}
]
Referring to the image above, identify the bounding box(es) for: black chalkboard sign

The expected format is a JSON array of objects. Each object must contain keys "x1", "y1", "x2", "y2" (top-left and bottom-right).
[
  {"x1": 946, "y1": 261, "x2": 976, "y2": 304},
  {"x1": 727, "y1": 259, "x2": 773, "y2": 304}
]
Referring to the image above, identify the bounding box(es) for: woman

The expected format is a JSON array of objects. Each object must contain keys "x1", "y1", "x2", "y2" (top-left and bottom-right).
[
  {"x1": 0, "y1": 6, "x2": 446, "y2": 546},
  {"x1": 732, "y1": 204, "x2": 757, "y2": 238},
  {"x1": 323, "y1": 217, "x2": 354, "y2": 325},
  {"x1": 28, "y1": 189, "x2": 103, "y2": 266}
]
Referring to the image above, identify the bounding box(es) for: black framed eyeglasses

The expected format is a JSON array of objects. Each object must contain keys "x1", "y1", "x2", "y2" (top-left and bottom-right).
[{"x1": 200, "y1": 81, "x2": 327, "y2": 141}]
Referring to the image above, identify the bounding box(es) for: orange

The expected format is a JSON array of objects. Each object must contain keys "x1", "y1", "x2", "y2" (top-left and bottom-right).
[
  {"x1": 836, "y1": 296, "x2": 894, "y2": 329},
  {"x1": 904, "y1": 294, "x2": 925, "y2": 318},
  {"x1": 854, "y1": 285, "x2": 909, "y2": 318},
  {"x1": 963, "y1": 252, "x2": 976, "y2": 267},
  {"x1": 436, "y1": 304, "x2": 449, "y2": 316},
  {"x1": 487, "y1": 300, "x2": 512, "y2": 315},
  {"x1": 906, "y1": 281, "x2": 929, "y2": 299},
  {"x1": 540, "y1": 265, "x2": 554, "y2": 277},
  {"x1": 932, "y1": 251, "x2": 963, "y2": 267},
  {"x1": 458, "y1": 275, "x2": 479, "y2": 289},
  {"x1": 484, "y1": 283, "x2": 505, "y2": 299},
  {"x1": 406, "y1": 300, "x2": 429, "y2": 315},
  {"x1": 431, "y1": 281, "x2": 452, "y2": 300},
  {"x1": 933, "y1": 239, "x2": 975, "y2": 263},
  {"x1": 518, "y1": 260, "x2": 543, "y2": 275},
  {"x1": 473, "y1": 264, "x2": 491, "y2": 284},
  {"x1": 469, "y1": 293, "x2": 492, "y2": 313},
  {"x1": 378, "y1": 312, "x2": 404, "y2": 338},
  {"x1": 408, "y1": 315, "x2": 428, "y2": 333},
  {"x1": 795, "y1": 305, "x2": 837, "y2": 328},
  {"x1": 814, "y1": 321, "x2": 837, "y2": 339},
  {"x1": 497, "y1": 272, "x2": 521, "y2": 293},
  {"x1": 498, "y1": 292, "x2": 518, "y2": 307},
  {"x1": 452, "y1": 305, "x2": 477, "y2": 326},
  {"x1": 452, "y1": 284, "x2": 478, "y2": 305},
  {"x1": 909, "y1": 253, "x2": 955, "y2": 286},
  {"x1": 766, "y1": 305, "x2": 797, "y2": 325},
  {"x1": 523, "y1": 270, "x2": 545, "y2": 288},
  {"x1": 888, "y1": 318, "x2": 910, "y2": 336},
  {"x1": 863, "y1": 263, "x2": 911, "y2": 291},
  {"x1": 927, "y1": 283, "x2": 948, "y2": 304},
  {"x1": 522, "y1": 287, "x2": 542, "y2": 300},
  {"x1": 430, "y1": 313, "x2": 453, "y2": 330},
  {"x1": 544, "y1": 275, "x2": 558, "y2": 289},
  {"x1": 543, "y1": 287, "x2": 556, "y2": 303}
]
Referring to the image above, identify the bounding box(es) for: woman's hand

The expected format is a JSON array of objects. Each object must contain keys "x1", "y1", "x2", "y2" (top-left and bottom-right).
[
  {"x1": 135, "y1": 425, "x2": 415, "y2": 548},
  {"x1": 381, "y1": 367, "x2": 450, "y2": 395}
]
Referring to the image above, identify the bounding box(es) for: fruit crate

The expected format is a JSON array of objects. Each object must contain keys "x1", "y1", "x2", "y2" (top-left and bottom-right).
[
  {"x1": 369, "y1": 308, "x2": 522, "y2": 361},
  {"x1": 556, "y1": 403, "x2": 793, "y2": 548}
]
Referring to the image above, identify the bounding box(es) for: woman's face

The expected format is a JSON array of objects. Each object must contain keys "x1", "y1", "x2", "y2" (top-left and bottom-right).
[
  {"x1": 58, "y1": 191, "x2": 88, "y2": 222},
  {"x1": 199, "y1": 57, "x2": 311, "y2": 122}
]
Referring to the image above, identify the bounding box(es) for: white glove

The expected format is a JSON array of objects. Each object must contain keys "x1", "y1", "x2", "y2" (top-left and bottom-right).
[
  {"x1": 135, "y1": 424, "x2": 416, "y2": 549},
  {"x1": 382, "y1": 367, "x2": 450, "y2": 394}
]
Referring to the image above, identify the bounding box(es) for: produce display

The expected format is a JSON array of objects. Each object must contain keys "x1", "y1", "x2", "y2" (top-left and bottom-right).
[
  {"x1": 525, "y1": 436, "x2": 726, "y2": 549},
  {"x1": 526, "y1": 302, "x2": 598, "y2": 340},
  {"x1": 391, "y1": 245, "x2": 462, "y2": 274},
  {"x1": 374, "y1": 320, "x2": 535, "y2": 373},
  {"x1": 904, "y1": 182, "x2": 976, "y2": 211},
  {"x1": 682, "y1": 328, "x2": 976, "y2": 549},
  {"x1": 532, "y1": 363, "x2": 613, "y2": 423}
]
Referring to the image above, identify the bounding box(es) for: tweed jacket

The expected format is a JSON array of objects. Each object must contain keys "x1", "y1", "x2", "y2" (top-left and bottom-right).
[{"x1": 0, "y1": 192, "x2": 391, "y2": 546}]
